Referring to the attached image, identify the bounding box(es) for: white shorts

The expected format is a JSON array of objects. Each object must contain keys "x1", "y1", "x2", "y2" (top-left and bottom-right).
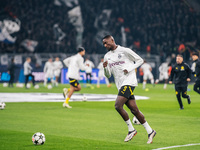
[
  {"x1": 54, "y1": 70, "x2": 61, "y2": 77},
  {"x1": 143, "y1": 72, "x2": 153, "y2": 80},
  {"x1": 159, "y1": 72, "x2": 168, "y2": 81},
  {"x1": 45, "y1": 73, "x2": 54, "y2": 78}
]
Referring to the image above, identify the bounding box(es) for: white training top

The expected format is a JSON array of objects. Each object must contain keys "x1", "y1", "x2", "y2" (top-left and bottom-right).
[
  {"x1": 104, "y1": 45, "x2": 144, "y2": 90},
  {"x1": 53, "y1": 61, "x2": 63, "y2": 71},
  {"x1": 63, "y1": 53, "x2": 86, "y2": 80},
  {"x1": 23, "y1": 61, "x2": 32, "y2": 75},
  {"x1": 159, "y1": 62, "x2": 169, "y2": 73},
  {"x1": 43, "y1": 61, "x2": 54, "y2": 76},
  {"x1": 84, "y1": 59, "x2": 94, "y2": 73},
  {"x1": 140, "y1": 63, "x2": 152, "y2": 75}
]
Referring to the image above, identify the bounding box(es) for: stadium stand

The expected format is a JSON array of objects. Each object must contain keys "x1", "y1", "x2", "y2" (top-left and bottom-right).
[{"x1": 0, "y1": 0, "x2": 199, "y2": 58}]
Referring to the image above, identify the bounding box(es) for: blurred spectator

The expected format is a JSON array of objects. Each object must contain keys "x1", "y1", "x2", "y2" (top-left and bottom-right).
[{"x1": 0, "y1": 0, "x2": 199, "y2": 60}]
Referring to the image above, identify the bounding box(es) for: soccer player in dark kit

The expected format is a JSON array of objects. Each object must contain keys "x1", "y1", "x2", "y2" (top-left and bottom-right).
[
  {"x1": 191, "y1": 52, "x2": 200, "y2": 94},
  {"x1": 169, "y1": 54, "x2": 192, "y2": 110}
]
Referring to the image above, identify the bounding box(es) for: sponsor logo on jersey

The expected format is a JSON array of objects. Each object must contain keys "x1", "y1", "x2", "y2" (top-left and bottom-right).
[{"x1": 109, "y1": 61, "x2": 125, "y2": 67}]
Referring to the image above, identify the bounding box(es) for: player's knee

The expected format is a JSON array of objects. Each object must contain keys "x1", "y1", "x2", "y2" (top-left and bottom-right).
[
  {"x1": 182, "y1": 94, "x2": 187, "y2": 98},
  {"x1": 115, "y1": 103, "x2": 123, "y2": 112},
  {"x1": 131, "y1": 108, "x2": 139, "y2": 116}
]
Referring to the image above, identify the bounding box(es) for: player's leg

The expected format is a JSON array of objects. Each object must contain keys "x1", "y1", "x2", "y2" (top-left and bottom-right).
[
  {"x1": 25, "y1": 75, "x2": 29, "y2": 88},
  {"x1": 89, "y1": 73, "x2": 92, "y2": 84},
  {"x1": 126, "y1": 99, "x2": 156, "y2": 144},
  {"x1": 63, "y1": 79, "x2": 80, "y2": 108},
  {"x1": 149, "y1": 73, "x2": 154, "y2": 86},
  {"x1": 97, "y1": 75, "x2": 100, "y2": 88},
  {"x1": 143, "y1": 79, "x2": 147, "y2": 89},
  {"x1": 181, "y1": 86, "x2": 191, "y2": 104},
  {"x1": 105, "y1": 77, "x2": 111, "y2": 87},
  {"x1": 86, "y1": 73, "x2": 89, "y2": 83},
  {"x1": 30, "y1": 74, "x2": 35, "y2": 86},
  {"x1": 115, "y1": 95, "x2": 137, "y2": 142},
  {"x1": 175, "y1": 86, "x2": 184, "y2": 109},
  {"x1": 164, "y1": 79, "x2": 168, "y2": 89},
  {"x1": 43, "y1": 73, "x2": 48, "y2": 87},
  {"x1": 63, "y1": 84, "x2": 74, "y2": 108},
  {"x1": 193, "y1": 80, "x2": 200, "y2": 94}
]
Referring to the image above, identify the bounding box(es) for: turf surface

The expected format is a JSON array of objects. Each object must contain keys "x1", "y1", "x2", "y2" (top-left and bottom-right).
[{"x1": 0, "y1": 83, "x2": 200, "y2": 150}]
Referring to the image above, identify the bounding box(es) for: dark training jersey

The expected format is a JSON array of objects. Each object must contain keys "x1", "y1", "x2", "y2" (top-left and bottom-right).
[
  {"x1": 193, "y1": 59, "x2": 200, "y2": 81},
  {"x1": 169, "y1": 62, "x2": 191, "y2": 87}
]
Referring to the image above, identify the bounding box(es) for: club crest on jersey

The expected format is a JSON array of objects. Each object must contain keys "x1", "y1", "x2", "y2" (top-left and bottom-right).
[
  {"x1": 181, "y1": 66, "x2": 184, "y2": 71},
  {"x1": 118, "y1": 54, "x2": 122, "y2": 59}
]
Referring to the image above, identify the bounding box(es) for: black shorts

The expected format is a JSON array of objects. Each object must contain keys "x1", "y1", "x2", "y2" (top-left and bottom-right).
[
  {"x1": 118, "y1": 85, "x2": 135, "y2": 100},
  {"x1": 69, "y1": 78, "x2": 79, "y2": 88},
  {"x1": 175, "y1": 85, "x2": 187, "y2": 94}
]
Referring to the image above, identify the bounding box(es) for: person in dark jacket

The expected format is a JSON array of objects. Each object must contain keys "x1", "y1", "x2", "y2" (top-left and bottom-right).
[
  {"x1": 169, "y1": 54, "x2": 191, "y2": 110},
  {"x1": 191, "y1": 52, "x2": 200, "y2": 94},
  {"x1": 7, "y1": 58, "x2": 15, "y2": 87}
]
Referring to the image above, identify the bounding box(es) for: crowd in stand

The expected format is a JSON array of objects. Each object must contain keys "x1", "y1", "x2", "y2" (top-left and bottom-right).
[{"x1": 0, "y1": 0, "x2": 200, "y2": 61}]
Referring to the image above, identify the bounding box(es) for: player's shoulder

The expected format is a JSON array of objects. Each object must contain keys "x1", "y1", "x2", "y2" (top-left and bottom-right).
[
  {"x1": 183, "y1": 62, "x2": 190, "y2": 67},
  {"x1": 118, "y1": 45, "x2": 133, "y2": 52}
]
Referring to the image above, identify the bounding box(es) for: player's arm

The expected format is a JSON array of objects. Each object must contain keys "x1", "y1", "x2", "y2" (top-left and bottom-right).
[
  {"x1": 196, "y1": 61, "x2": 200, "y2": 77},
  {"x1": 186, "y1": 63, "x2": 191, "y2": 82},
  {"x1": 43, "y1": 63, "x2": 47, "y2": 73},
  {"x1": 103, "y1": 57, "x2": 111, "y2": 78},
  {"x1": 78, "y1": 58, "x2": 87, "y2": 71},
  {"x1": 169, "y1": 66, "x2": 175, "y2": 84},
  {"x1": 63, "y1": 57, "x2": 71, "y2": 67},
  {"x1": 59, "y1": 62, "x2": 63, "y2": 69},
  {"x1": 125, "y1": 48, "x2": 144, "y2": 72}
]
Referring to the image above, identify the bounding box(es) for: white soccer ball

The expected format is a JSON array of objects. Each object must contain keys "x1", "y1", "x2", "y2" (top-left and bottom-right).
[
  {"x1": 32, "y1": 132, "x2": 45, "y2": 145},
  {"x1": 82, "y1": 96, "x2": 87, "y2": 102},
  {"x1": 47, "y1": 84, "x2": 52, "y2": 89},
  {"x1": 34, "y1": 85, "x2": 39, "y2": 89},
  {"x1": 3, "y1": 83, "x2": 8, "y2": 87},
  {"x1": 132, "y1": 116, "x2": 141, "y2": 125},
  {"x1": 0, "y1": 102, "x2": 6, "y2": 110},
  {"x1": 27, "y1": 83, "x2": 31, "y2": 88}
]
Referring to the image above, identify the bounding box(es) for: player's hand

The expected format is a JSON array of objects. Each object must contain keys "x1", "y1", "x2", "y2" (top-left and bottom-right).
[
  {"x1": 123, "y1": 69, "x2": 128, "y2": 75},
  {"x1": 169, "y1": 81, "x2": 172, "y2": 84},
  {"x1": 86, "y1": 64, "x2": 89, "y2": 67},
  {"x1": 187, "y1": 78, "x2": 191, "y2": 82},
  {"x1": 103, "y1": 61, "x2": 108, "y2": 68}
]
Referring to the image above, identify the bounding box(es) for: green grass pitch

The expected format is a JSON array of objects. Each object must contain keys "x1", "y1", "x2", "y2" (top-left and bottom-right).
[{"x1": 0, "y1": 83, "x2": 200, "y2": 150}]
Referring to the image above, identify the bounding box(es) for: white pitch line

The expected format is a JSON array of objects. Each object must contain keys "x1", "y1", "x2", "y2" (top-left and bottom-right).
[{"x1": 152, "y1": 143, "x2": 200, "y2": 150}]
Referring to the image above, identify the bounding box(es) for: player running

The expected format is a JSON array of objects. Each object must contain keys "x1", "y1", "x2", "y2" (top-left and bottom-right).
[
  {"x1": 191, "y1": 52, "x2": 200, "y2": 94},
  {"x1": 43, "y1": 58, "x2": 55, "y2": 87},
  {"x1": 63, "y1": 47, "x2": 86, "y2": 108},
  {"x1": 102, "y1": 35, "x2": 156, "y2": 143},
  {"x1": 155, "y1": 62, "x2": 169, "y2": 89},
  {"x1": 169, "y1": 54, "x2": 191, "y2": 109},
  {"x1": 53, "y1": 57, "x2": 63, "y2": 86},
  {"x1": 140, "y1": 61, "x2": 154, "y2": 89},
  {"x1": 84, "y1": 57, "x2": 95, "y2": 84}
]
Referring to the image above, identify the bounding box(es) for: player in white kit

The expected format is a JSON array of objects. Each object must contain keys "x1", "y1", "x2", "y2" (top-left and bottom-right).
[
  {"x1": 103, "y1": 35, "x2": 156, "y2": 143},
  {"x1": 43, "y1": 58, "x2": 55, "y2": 87},
  {"x1": 97, "y1": 58, "x2": 111, "y2": 88},
  {"x1": 53, "y1": 57, "x2": 63, "y2": 86},
  {"x1": 84, "y1": 58, "x2": 94, "y2": 84},
  {"x1": 63, "y1": 47, "x2": 86, "y2": 108},
  {"x1": 140, "y1": 61, "x2": 154, "y2": 89},
  {"x1": 155, "y1": 62, "x2": 169, "y2": 89}
]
